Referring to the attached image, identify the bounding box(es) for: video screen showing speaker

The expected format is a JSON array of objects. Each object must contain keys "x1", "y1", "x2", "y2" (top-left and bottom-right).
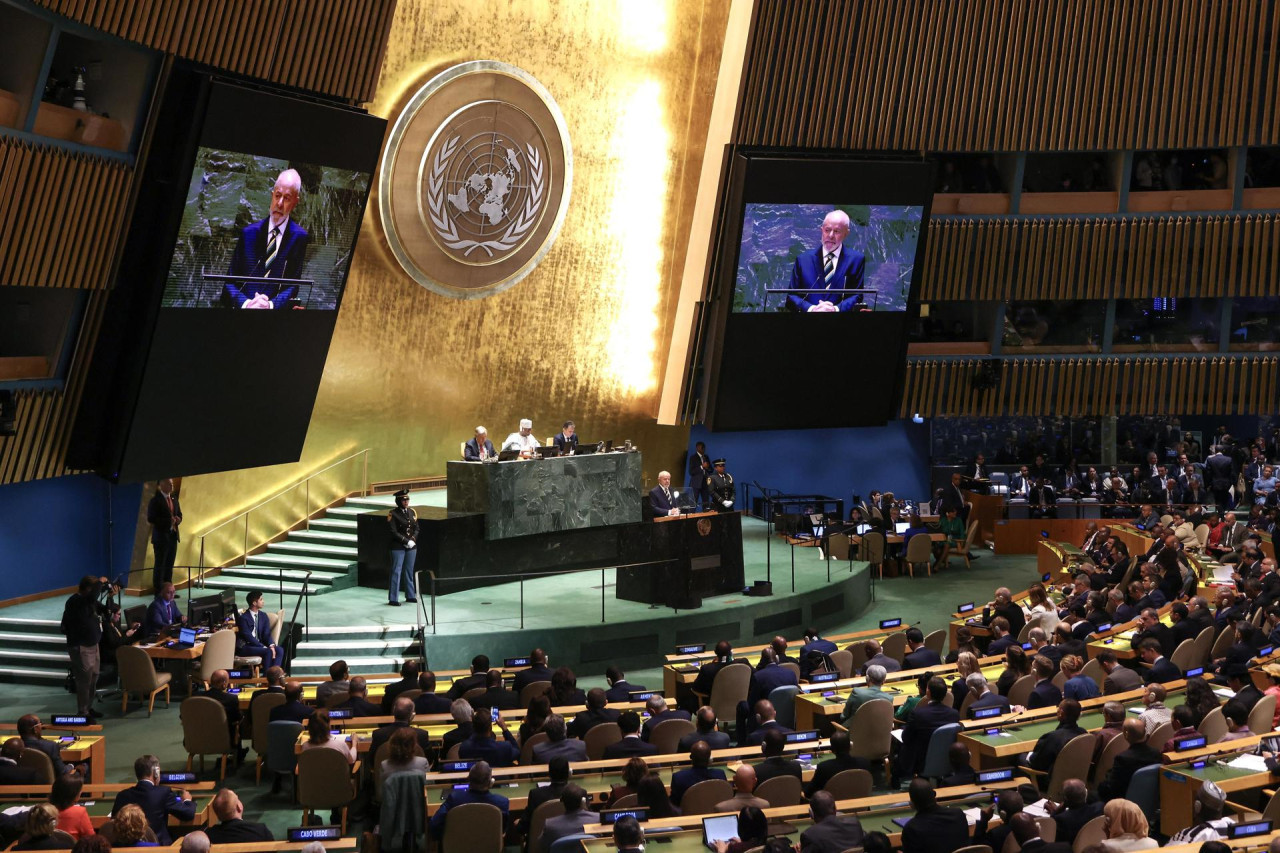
[
  {"x1": 704, "y1": 153, "x2": 934, "y2": 430},
  {"x1": 70, "y1": 66, "x2": 386, "y2": 482},
  {"x1": 160, "y1": 147, "x2": 371, "y2": 310},
  {"x1": 731, "y1": 203, "x2": 923, "y2": 313}
]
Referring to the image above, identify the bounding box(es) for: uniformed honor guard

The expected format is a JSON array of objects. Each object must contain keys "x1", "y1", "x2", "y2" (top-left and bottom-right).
[
  {"x1": 387, "y1": 489, "x2": 419, "y2": 606},
  {"x1": 708, "y1": 458, "x2": 735, "y2": 512}
]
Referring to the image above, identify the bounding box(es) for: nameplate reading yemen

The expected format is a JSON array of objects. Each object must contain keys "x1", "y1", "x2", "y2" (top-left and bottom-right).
[{"x1": 379, "y1": 61, "x2": 573, "y2": 299}]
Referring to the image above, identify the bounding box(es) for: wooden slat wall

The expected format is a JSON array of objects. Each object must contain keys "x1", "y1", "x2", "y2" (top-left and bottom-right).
[
  {"x1": 0, "y1": 139, "x2": 133, "y2": 290},
  {"x1": 32, "y1": 0, "x2": 397, "y2": 104},
  {"x1": 919, "y1": 214, "x2": 1280, "y2": 301},
  {"x1": 736, "y1": 0, "x2": 1280, "y2": 150},
  {"x1": 899, "y1": 357, "x2": 1280, "y2": 418}
]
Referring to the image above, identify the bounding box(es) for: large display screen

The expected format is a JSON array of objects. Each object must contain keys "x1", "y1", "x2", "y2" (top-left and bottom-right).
[
  {"x1": 732, "y1": 203, "x2": 923, "y2": 313},
  {"x1": 702, "y1": 153, "x2": 934, "y2": 431},
  {"x1": 70, "y1": 67, "x2": 386, "y2": 482},
  {"x1": 161, "y1": 147, "x2": 371, "y2": 310}
]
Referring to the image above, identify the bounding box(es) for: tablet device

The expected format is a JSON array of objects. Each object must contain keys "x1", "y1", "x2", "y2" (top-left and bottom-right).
[{"x1": 702, "y1": 814, "x2": 739, "y2": 848}]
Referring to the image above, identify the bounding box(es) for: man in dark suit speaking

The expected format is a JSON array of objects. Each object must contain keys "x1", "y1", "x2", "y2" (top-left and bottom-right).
[
  {"x1": 222, "y1": 168, "x2": 309, "y2": 309},
  {"x1": 649, "y1": 471, "x2": 681, "y2": 517},
  {"x1": 786, "y1": 209, "x2": 866, "y2": 312}
]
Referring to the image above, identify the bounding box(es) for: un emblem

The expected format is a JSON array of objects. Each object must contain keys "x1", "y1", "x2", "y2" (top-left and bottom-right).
[{"x1": 378, "y1": 61, "x2": 572, "y2": 298}]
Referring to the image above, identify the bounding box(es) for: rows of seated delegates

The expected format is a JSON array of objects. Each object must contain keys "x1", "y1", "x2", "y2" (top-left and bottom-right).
[{"x1": 9, "y1": 531, "x2": 1280, "y2": 853}]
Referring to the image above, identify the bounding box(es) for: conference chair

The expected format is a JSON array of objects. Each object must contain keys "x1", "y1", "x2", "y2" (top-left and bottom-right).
[
  {"x1": 1261, "y1": 787, "x2": 1280, "y2": 823},
  {"x1": 1125, "y1": 764, "x2": 1160, "y2": 824},
  {"x1": 1190, "y1": 626, "x2": 1215, "y2": 670},
  {"x1": 397, "y1": 688, "x2": 423, "y2": 703},
  {"x1": 1005, "y1": 674, "x2": 1036, "y2": 708},
  {"x1": 754, "y1": 774, "x2": 802, "y2": 807},
  {"x1": 462, "y1": 687, "x2": 487, "y2": 704},
  {"x1": 860, "y1": 531, "x2": 886, "y2": 579},
  {"x1": 827, "y1": 533, "x2": 851, "y2": 562},
  {"x1": 519, "y1": 681, "x2": 552, "y2": 708},
  {"x1": 903, "y1": 532, "x2": 934, "y2": 578},
  {"x1": 847, "y1": 696, "x2": 893, "y2": 779},
  {"x1": 958, "y1": 690, "x2": 976, "y2": 719},
  {"x1": 829, "y1": 649, "x2": 853, "y2": 679},
  {"x1": 181, "y1": 695, "x2": 233, "y2": 779},
  {"x1": 117, "y1": 645, "x2": 172, "y2": 716},
  {"x1": 649, "y1": 718, "x2": 695, "y2": 755},
  {"x1": 440, "y1": 801, "x2": 503, "y2": 853},
  {"x1": 1027, "y1": 733, "x2": 1093, "y2": 800},
  {"x1": 527, "y1": 799, "x2": 565, "y2": 851},
  {"x1": 768, "y1": 685, "x2": 800, "y2": 730},
  {"x1": 1051, "y1": 671, "x2": 1066, "y2": 690},
  {"x1": 549, "y1": 836, "x2": 593, "y2": 853},
  {"x1": 919, "y1": 722, "x2": 962, "y2": 782},
  {"x1": 298, "y1": 747, "x2": 358, "y2": 833},
  {"x1": 679, "y1": 778, "x2": 733, "y2": 816},
  {"x1": 844, "y1": 643, "x2": 869, "y2": 675},
  {"x1": 196, "y1": 629, "x2": 236, "y2": 690},
  {"x1": 1072, "y1": 816, "x2": 1107, "y2": 853},
  {"x1": 1249, "y1": 694, "x2": 1277, "y2": 735},
  {"x1": 1146, "y1": 722, "x2": 1174, "y2": 756},
  {"x1": 823, "y1": 768, "x2": 872, "y2": 799},
  {"x1": 16, "y1": 748, "x2": 54, "y2": 784},
  {"x1": 250, "y1": 691, "x2": 287, "y2": 783},
  {"x1": 1210, "y1": 625, "x2": 1237, "y2": 659},
  {"x1": 610, "y1": 793, "x2": 639, "y2": 808},
  {"x1": 265, "y1": 720, "x2": 304, "y2": 797},
  {"x1": 459, "y1": 441, "x2": 468, "y2": 460},
  {"x1": 923, "y1": 630, "x2": 946, "y2": 657},
  {"x1": 1194, "y1": 524, "x2": 1210, "y2": 548},
  {"x1": 879, "y1": 632, "x2": 907, "y2": 664},
  {"x1": 1169, "y1": 639, "x2": 1198, "y2": 672},
  {"x1": 445, "y1": 743, "x2": 462, "y2": 761},
  {"x1": 1079, "y1": 657, "x2": 1105, "y2": 690},
  {"x1": 519, "y1": 732, "x2": 548, "y2": 766},
  {"x1": 583, "y1": 723, "x2": 622, "y2": 760},
  {"x1": 1198, "y1": 706, "x2": 1228, "y2": 744},
  {"x1": 779, "y1": 661, "x2": 801, "y2": 682},
  {"x1": 704, "y1": 663, "x2": 751, "y2": 732},
  {"x1": 1091, "y1": 731, "x2": 1128, "y2": 788},
  {"x1": 954, "y1": 847, "x2": 994, "y2": 853}
]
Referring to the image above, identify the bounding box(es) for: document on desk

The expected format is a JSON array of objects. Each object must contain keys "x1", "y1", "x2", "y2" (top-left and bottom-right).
[
  {"x1": 1211, "y1": 565, "x2": 1236, "y2": 582},
  {"x1": 1225, "y1": 754, "x2": 1270, "y2": 772}
]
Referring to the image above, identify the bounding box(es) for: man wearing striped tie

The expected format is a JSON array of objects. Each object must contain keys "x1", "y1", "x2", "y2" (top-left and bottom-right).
[
  {"x1": 222, "y1": 168, "x2": 310, "y2": 309},
  {"x1": 785, "y1": 209, "x2": 866, "y2": 313}
]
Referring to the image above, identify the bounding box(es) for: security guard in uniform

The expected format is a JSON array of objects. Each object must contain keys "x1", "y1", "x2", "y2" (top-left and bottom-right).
[
  {"x1": 387, "y1": 489, "x2": 419, "y2": 606},
  {"x1": 708, "y1": 458, "x2": 736, "y2": 512}
]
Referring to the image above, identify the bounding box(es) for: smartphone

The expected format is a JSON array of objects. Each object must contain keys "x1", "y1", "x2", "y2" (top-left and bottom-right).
[{"x1": 490, "y1": 707, "x2": 500, "y2": 722}]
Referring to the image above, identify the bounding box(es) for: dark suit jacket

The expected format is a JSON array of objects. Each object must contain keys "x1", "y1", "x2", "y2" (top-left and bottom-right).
[
  {"x1": 605, "y1": 680, "x2": 646, "y2": 702},
  {"x1": 205, "y1": 819, "x2": 273, "y2": 844},
  {"x1": 0, "y1": 763, "x2": 37, "y2": 785},
  {"x1": 983, "y1": 602, "x2": 1026, "y2": 639},
  {"x1": 744, "y1": 720, "x2": 793, "y2": 747},
  {"x1": 903, "y1": 647, "x2": 943, "y2": 670},
  {"x1": 1100, "y1": 743, "x2": 1161, "y2": 800},
  {"x1": 670, "y1": 765, "x2": 725, "y2": 806},
  {"x1": 1027, "y1": 680, "x2": 1063, "y2": 710},
  {"x1": 754, "y1": 755, "x2": 802, "y2": 785},
  {"x1": 898, "y1": 701, "x2": 960, "y2": 776},
  {"x1": 1052, "y1": 801, "x2": 1103, "y2": 847},
  {"x1": 987, "y1": 635, "x2": 1018, "y2": 656},
  {"x1": 1020, "y1": 840, "x2": 1072, "y2": 853},
  {"x1": 533, "y1": 738, "x2": 589, "y2": 763},
  {"x1": 678, "y1": 729, "x2": 732, "y2": 751},
  {"x1": 803, "y1": 753, "x2": 871, "y2": 797},
  {"x1": 747, "y1": 664, "x2": 799, "y2": 707},
  {"x1": 799, "y1": 814, "x2": 865, "y2": 853},
  {"x1": 111, "y1": 781, "x2": 196, "y2": 845},
  {"x1": 477, "y1": 686, "x2": 520, "y2": 712},
  {"x1": 968, "y1": 692, "x2": 1011, "y2": 716},
  {"x1": 224, "y1": 218, "x2": 309, "y2": 308},
  {"x1": 602, "y1": 736, "x2": 659, "y2": 760},
  {"x1": 414, "y1": 692, "x2": 452, "y2": 715},
  {"x1": 381, "y1": 677, "x2": 418, "y2": 713},
  {"x1": 337, "y1": 695, "x2": 382, "y2": 717},
  {"x1": 464, "y1": 438, "x2": 496, "y2": 461},
  {"x1": 21, "y1": 736, "x2": 65, "y2": 769},
  {"x1": 649, "y1": 485, "x2": 677, "y2": 516},
  {"x1": 235, "y1": 609, "x2": 273, "y2": 654},
  {"x1": 446, "y1": 672, "x2": 489, "y2": 701},
  {"x1": 1131, "y1": 623, "x2": 1176, "y2": 657},
  {"x1": 146, "y1": 491, "x2": 182, "y2": 545},
  {"x1": 458, "y1": 732, "x2": 520, "y2": 767},
  {"x1": 1028, "y1": 723, "x2": 1087, "y2": 773},
  {"x1": 1145, "y1": 656, "x2": 1182, "y2": 684},
  {"x1": 567, "y1": 707, "x2": 620, "y2": 739},
  {"x1": 269, "y1": 701, "x2": 313, "y2": 724},
  {"x1": 1171, "y1": 618, "x2": 1201, "y2": 646},
  {"x1": 552, "y1": 433, "x2": 578, "y2": 453},
  {"x1": 144, "y1": 598, "x2": 182, "y2": 637},
  {"x1": 690, "y1": 658, "x2": 747, "y2": 697},
  {"x1": 787, "y1": 245, "x2": 867, "y2": 312},
  {"x1": 901, "y1": 807, "x2": 970, "y2": 853},
  {"x1": 641, "y1": 708, "x2": 691, "y2": 742},
  {"x1": 512, "y1": 664, "x2": 553, "y2": 696}
]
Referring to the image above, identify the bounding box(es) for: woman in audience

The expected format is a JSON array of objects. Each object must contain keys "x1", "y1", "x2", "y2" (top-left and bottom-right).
[
  {"x1": 300, "y1": 709, "x2": 356, "y2": 763},
  {"x1": 1217, "y1": 702, "x2": 1252, "y2": 742},
  {"x1": 996, "y1": 646, "x2": 1030, "y2": 697},
  {"x1": 13, "y1": 804, "x2": 62, "y2": 851},
  {"x1": 1084, "y1": 797, "x2": 1156, "y2": 851},
  {"x1": 380, "y1": 727, "x2": 429, "y2": 797},
  {"x1": 606, "y1": 757, "x2": 649, "y2": 808},
  {"x1": 951, "y1": 652, "x2": 981, "y2": 709},
  {"x1": 1060, "y1": 654, "x2": 1100, "y2": 701},
  {"x1": 48, "y1": 773, "x2": 93, "y2": 841},
  {"x1": 711, "y1": 806, "x2": 768, "y2": 853},
  {"x1": 1082, "y1": 467, "x2": 1104, "y2": 498},
  {"x1": 636, "y1": 772, "x2": 680, "y2": 818},
  {"x1": 519, "y1": 695, "x2": 551, "y2": 744},
  {"x1": 111, "y1": 804, "x2": 156, "y2": 847},
  {"x1": 1023, "y1": 583, "x2": 1053, "y2": 618},
  {"x1": 69, "y1": 837, "x2": 110, "y2": 853},
  {"x1": 549, "y1": 667, "x2": 586, "y2": 706},
  {"x1": 944, "y1": 626, "x2": 979, "y2": 664},
  {"x1": 1183, "y1": 676, "x2": 1221, "y2": 728}
]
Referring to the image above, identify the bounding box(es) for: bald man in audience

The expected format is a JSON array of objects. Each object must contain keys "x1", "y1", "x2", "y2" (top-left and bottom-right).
[
  {"x1": 205, "y1": 789, "x2": 273, "y2": 844},
  {"x1": 335, "y1": 676, "x2": 381, "y2": 717},
  {"x1": 178, "y1": 831, "x2": 210, "y2": 853},
  {"x1": 0, "y1": 738, "x2": 37, "y2": 785},
  {"x1": 1098, "y1": 717, "x2": 1161, "y2": 800},
  {"x1": 858, "y1": 640, "x2": 901, "y2": 674},
  {"x1": 800, "y1": 790, "x2": 866, "y2": 853},
  {"x1": 670, "y1": 741, "x2": 726, "y2": 806},
  {"x1": 678, "y1": 706, "x2": 731, "y2": 751},
  {"x1": 714, "y1": 764, "x2": 769, "y2": 812}
]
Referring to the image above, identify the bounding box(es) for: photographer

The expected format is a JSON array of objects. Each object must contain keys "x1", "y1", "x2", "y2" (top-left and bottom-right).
[{"x1": 60, "y1": 575, "x2": 111, "y2": 720}]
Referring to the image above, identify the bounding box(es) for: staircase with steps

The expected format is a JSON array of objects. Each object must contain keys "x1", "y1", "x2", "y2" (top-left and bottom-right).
[
  {"x1": 289, "y1": 623, "x2": 424, "y2": 677},
  {"x1": 199, "y1": 492, "x2": 421, "y2": 598},
  {"x1": 0, "y1": 617, "x2": 70, "y2": 684}
]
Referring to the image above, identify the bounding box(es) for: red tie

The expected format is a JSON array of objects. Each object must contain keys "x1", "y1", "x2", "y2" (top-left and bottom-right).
[{"x1": 165, "y1": 494, "x2": 174, "y2": 529}]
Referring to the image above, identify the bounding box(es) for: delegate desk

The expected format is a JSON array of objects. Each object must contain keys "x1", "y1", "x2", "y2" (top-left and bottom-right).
[
  {"x1": 959, "y1": 682, "x2": 1186, "y2": 770},
  {"x1": 1159, "y1": 730, "x2": 1279, "y2": 836},
  {"x1": 0, "y1": 782, "x2": 215, "y2": 830},
  {"x1": 109, "y1": 844, "x2": 356, "y2": 853},
  {"x1": 1084, "y1": 603, "x2": 1175, "y2": 661}
]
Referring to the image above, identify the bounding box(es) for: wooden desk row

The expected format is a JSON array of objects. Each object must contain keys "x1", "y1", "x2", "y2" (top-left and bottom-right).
[{"x1": 0, "y1": 782, "x2": 216, "y2": 831}]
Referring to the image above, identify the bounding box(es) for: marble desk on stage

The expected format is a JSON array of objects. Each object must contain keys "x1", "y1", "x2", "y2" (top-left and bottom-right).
[{"x1": 356, "y1": 452, "x2": 744, "y2": 601}]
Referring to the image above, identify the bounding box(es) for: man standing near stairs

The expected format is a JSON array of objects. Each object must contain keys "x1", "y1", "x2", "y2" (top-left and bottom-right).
[
  {"x1": 387, "y1": 489, "x2": 419, "y2": 607},
  {"x1": 147, "y1": 479, "x2": 182, "y2": 595}
]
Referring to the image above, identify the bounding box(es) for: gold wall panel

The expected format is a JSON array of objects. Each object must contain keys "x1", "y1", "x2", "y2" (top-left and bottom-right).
[{"x1": 175, "y1": 0, "x2": 730, "y2": 565}]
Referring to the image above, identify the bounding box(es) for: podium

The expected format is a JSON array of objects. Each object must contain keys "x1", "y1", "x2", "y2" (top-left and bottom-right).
[{"x1": 614, "y1": 511, "x2": 745, "y2": 607}]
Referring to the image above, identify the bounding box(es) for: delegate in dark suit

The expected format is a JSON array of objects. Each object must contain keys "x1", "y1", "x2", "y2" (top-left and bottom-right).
[
  {"x1": 111, "y1": 781, "x2": 196, "y2": 845},
  {"x1": 512, "y1": 663, "x2": 553, "y2": 696},
  {"x1": 901, "y1": 805, "x2": 969, "y2": 853},
  {"x1": 0, "y1": 762, "x2": 37, "y2": 786},
  {"x1": 223, "y1": 218, "x2": 309, "y2": 309},
  {"x1": 205, "y1": 819, "x2": 273, "y2": 844},
  {"x1": 896, "y1": 701, "x2": 959, "y2": 778},
  {"x1": 464, "y1": 436, "x2": 496, "y2": 461},
  {"x1": 236, "y1": 607, "x2": 285, "y2": 668},
  {"x1": 1144, "y1": 656, "x2": 1182, "y2": 684},
  {"x1": 1099, "y1": 741, "x2": 1161, "y2": 800},
  {"x1": 649, "y1": 484, "x2": 679, "y2": 517},
  {"x1": 800, "y1": 814, "x2": 865, "y2": 853},
  {"x1": 144, "y1": 597, "x2": 183, "y2": 638},
  {"x1": 1051, "y1": 801, "x2": 1103, "y2": 848},
  {"x1": 786, "y1": 245, "x2": 867, "y2": 312},
  {"x1": 670, "y1": 765, "x2": 725, "y2": 806},
  {"x1": 146, "y1": 484, "x2": 181, "y2": 593},
  {"x1": 552, "y1": 432, "x2": 578, "y2": 454},
  {"x1": 603, "y1": 737, "x2": 659, "y2": 760}
]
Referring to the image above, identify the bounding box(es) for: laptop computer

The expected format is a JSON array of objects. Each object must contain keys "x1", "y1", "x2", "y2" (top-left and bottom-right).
[
  {"x1": 171, "y1": 627, "x2": 197, "y2": 649},
  {"x1": 536, "y1": 446, "x2": 559, "y2": 459},
  {"x1": 894, "y1": 521, "x2": 910, "y2": 534},
  {"x1": 496, "y1": 449, "x2": 522, "y2": 461},
  {"x1": 702, "y1": 814, "x2": 739, "y2": 849}
]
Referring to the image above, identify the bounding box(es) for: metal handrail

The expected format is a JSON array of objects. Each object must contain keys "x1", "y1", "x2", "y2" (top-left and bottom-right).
[{"x1": 196, "y1": 448, "x2": 371, "y2": 582}]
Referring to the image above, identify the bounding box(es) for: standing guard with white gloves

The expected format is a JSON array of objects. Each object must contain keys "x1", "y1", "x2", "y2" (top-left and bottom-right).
[{"x1": 387, "y1": 489, "x2": 420, "y2": 606}]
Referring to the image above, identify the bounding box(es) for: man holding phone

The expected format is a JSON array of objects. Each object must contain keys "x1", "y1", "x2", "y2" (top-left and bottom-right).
[{"x1": 457, "y1": 707, "x2": 519, "y2": 767}]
